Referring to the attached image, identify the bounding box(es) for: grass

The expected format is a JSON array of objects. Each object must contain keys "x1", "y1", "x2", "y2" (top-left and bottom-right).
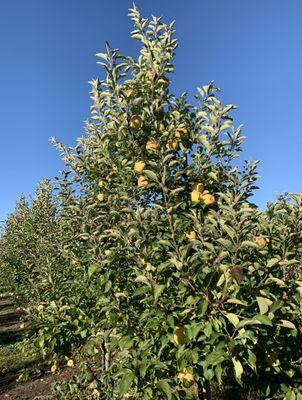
[{"x1": 0, "y1": 341, "x2": 41, "y2": 375}]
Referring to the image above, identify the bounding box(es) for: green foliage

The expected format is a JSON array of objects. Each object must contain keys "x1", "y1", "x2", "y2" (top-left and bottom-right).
[
  {"x1": 0, "y1": 342, "x2": 40, "y2": 375},
  {"x1": 0, "y1": 6, "x2": 301, "y2": 400},
  {"x1": 0, "y1": 180, "x2": 62, "y2": 304}
]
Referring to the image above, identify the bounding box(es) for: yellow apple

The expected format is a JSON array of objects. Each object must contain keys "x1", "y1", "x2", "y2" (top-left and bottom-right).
[
  {"x1": 191, "y1": 190, "x2": 201, "y2": 203},
  {"x1": 146, "y1": 139, "x2": 158, "y2": 150},
  {"x1": 137, "y1": 176, "x2": 148, "y2": 189},
  {"x1": 166, "y1": 139, "x2": 178, "y2": 151},
  {"x1": 175, "y1": 125, "x2": 189, "y2": 138},
  {"x1": 201, "y1": 194, "x2": 215, "y2": 205},
  {"x1": 97, "y1": 193, "x2": 105, "y2": 202},
  {"x1": 254, "y1": 236, "x2": 270, "y2": 246},
  {"x1": 106, "y1": 172, "x2": 113, "y2": 182},
  {"x1": 134, "y1": 160, "x2": 145, "y2": 173},
  {"x1": 51, "y1": 364, "x2": 57, "y2": 373},
  {"x1": 158, "y1": 122, "x2": 166, "y2": 132},
  {"x1": 177, "y1": 368, "x2": 194, "y2": 385},
  {"x1": 186, "y1": 230, "x2": 197, "y2": 241}
]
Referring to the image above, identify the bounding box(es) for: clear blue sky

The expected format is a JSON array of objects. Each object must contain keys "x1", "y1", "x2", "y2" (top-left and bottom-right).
[{"x1": 1, "y1": 0, "x2": 301, "y2": 221}]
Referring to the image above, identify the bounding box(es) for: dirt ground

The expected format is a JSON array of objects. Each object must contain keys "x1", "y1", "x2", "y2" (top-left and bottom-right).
[{"x1": 0, "y1": 369, "x2": 73, "y2": 400}]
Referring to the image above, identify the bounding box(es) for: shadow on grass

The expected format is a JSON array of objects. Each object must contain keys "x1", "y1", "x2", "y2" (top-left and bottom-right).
[{"x1": 0, "y1": 310, "x2": 23, "y2": 324}]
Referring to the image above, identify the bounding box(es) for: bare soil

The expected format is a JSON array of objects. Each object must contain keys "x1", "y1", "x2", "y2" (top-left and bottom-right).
[{"x1": 0, "y1": 369, "x2": 73, "y2": 400}]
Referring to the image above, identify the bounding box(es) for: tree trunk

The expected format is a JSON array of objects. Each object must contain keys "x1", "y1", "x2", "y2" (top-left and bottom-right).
[
  {"x1": 197, "y1": 380, "x2": 205, "y2": 400},
  {"x1": 198, "y1": 379, "x2": 212, "y2": 400},
  {"x1": 205, "y1": 380, "x2": 212, "y2": 400}
]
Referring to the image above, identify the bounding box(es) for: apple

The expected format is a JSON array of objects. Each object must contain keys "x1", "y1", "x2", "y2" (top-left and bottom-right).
[
  {"x1": 97, "y1": 193, "x2": 105, "y2": 201},
  {"x1": 186, "y1": 230, "x2": 197, "y2": 241},
  {"x1": 130, "y1": 115, "x2": 143, "y2": 132},
  {"x1": 201, "y1": 193, "x2": 215, "y2": 205},
  {"x1": 175, "y1": 125, "x2": 189, "y2": 138},
  {"x1": 137, "y1": 176, "x2": 148, "y2": 188},
  {"x1": 191, "y1": 190, "x2": 201, "y2": 203},
  {"x1": 146, "y1": 139, "x2": 158, "y2": 150},
  {"x1": 134, "y1": 160, "x2": 146, "y2": 173},
  {"x1": 146, "y1": 70, "x2": 158, "y2": 82},
  {"x1": 166, "y1": 139, "x2": 178, "y2": 151},
  {"x1": 254, "y1": 236, "x2": 270, "y2": 246}
]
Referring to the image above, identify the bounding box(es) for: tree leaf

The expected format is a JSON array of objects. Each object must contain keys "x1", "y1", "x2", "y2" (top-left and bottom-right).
[
  {"x1": 119, "y1": 370, "x2": 135, "y2": 395},
  {"x1": 254, "y1": 314, "x2": 273, "y2": 326},
  {"x1": 88, "y1": 263, "x2": 99, "y2": 279},
  {"x1": 279, "y1": 320, "x2": 296, "y2": 330},
  {"x1": 230, "y1": 266, "x2": 244, "y2": 284},
  {"x1": 226, "y1": 298, "x2": 247, "y2": 306},
  {"x1": 232, "y1": 357, "x2": 243, "y2": 382},
  {"x1": 247, "y1": 350, "x2": 257, "y2": 371},
  {"x1": 236, "y1": 319, "x2": 262, "y2": 329},
  {"x1": 256, "y1": 297, "x2": 272, "y2": 315},
  {"x1": 156, "y1": 380, "x2": 172, "y2": 400},
  {"x1": 269, "y1": 300, "x2": 284, "y2": 313},
  {"x1": 225, "y1": 313, "x2": 239, "y2": 327},
  {"x1": 152, "y1": 284, "x2": 165, "y2": 303},
  {"x1": 204, "y1": 323, "x2": 212, "y2": 337},
  {"x1": 267, "y1": 258, "x2": 280, "y2": 268},
  {"x1": 266, "y1": 277, "x2": 286, "y2": 287},
  {"x1": 241, "y1": 240, "x2": 259, "y2": 249},
  {"x1": 135, "y1": 275, "x2": 150, "y2": 285},
  {"x1": 143, "y1": 170, "x2": 158, "y2": 182},
  {"x1": 216, "y1": 274, "x2": 225, "y2": 287}
]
